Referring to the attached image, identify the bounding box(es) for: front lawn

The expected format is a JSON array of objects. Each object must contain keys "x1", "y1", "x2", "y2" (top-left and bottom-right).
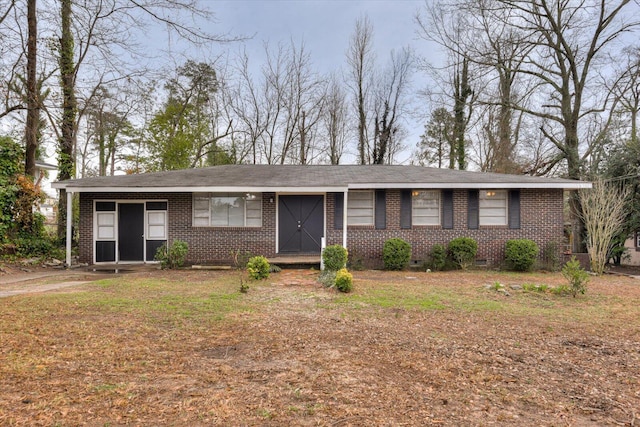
[{"x1": 1, "y1": 269, "x2": 638, "y2": 426}]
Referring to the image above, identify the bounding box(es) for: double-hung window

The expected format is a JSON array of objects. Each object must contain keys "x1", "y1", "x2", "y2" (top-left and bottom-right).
[
  {"x1": 479, "y1": 190, "x2": 508, "y2": 226},
  {"x1": 347, "y1": 191, "x2": 374, "y2": 226},
  {"x1": 412, "y1": 190, "x2": 440, "y2": 225},
  {"x1": 193, "y1": 193, "x2": 262, "y2": 227}
]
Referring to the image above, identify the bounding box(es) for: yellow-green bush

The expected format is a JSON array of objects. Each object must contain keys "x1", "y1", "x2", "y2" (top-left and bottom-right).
[{"x1": 335, "y1": 268, "x2": 353, "y2": 293}]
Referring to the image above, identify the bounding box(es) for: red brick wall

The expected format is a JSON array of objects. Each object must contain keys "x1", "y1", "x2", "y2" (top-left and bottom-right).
[{"x1": 79, "y1": 188, "x2": 564, "y2": 267}]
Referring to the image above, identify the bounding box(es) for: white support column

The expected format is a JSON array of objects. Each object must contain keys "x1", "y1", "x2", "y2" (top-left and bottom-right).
[
  {"x1": 342, "y1": 190, "x2": 348, "y2": 249},
  {"x1": 65, "y1": 190, "x2": 73, "y2": 268}
]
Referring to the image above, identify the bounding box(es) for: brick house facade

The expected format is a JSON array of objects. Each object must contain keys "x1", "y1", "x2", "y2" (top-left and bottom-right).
[{"x1": 58, "y1": 165, "x2": 587, "y2": 268}]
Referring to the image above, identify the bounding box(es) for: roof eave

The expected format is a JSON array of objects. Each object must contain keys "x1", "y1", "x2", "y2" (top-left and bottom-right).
[
  {"x1": 52, "y1": 182, "x2": 592, "y2": 192},
  {"x1": 51, "y1": 184, "x2": 350, "y2": 193},
  {"x1": 348, "y1": 182, "x2": 592, "y2": 190}
]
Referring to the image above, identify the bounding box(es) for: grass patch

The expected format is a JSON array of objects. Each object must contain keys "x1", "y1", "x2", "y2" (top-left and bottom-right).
[{"x1": 333, "y1": 286, "x2": 446, "y2": 311}]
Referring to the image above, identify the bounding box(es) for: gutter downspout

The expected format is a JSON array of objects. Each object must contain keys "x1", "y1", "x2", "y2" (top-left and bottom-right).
[
  {"x1": 65, "y1": 190, "x2": 73, "y2": 268},
  {"x1": 342, "y1": 190, "x2": 348, "y2": 249}
]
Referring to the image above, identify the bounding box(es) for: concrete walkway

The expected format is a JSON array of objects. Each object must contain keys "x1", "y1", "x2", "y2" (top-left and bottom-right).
[
  {"x1": 0, "y1": 280, "x2": 93, "y2": 298},
  {"x1": 0, "y1": 264, "x2": 161, "y2": 298},
  {"x1": 0, "y1": 269, "x2": 98, "y2": 298}
]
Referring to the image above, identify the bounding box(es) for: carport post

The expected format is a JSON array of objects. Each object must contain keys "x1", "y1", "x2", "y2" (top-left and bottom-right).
[
  {"x1": 66, "y1": 190, "x2": 73, "y2": 268},
  {"x1": 342, "y1": 190, "x2": 348, "y2": 249}
]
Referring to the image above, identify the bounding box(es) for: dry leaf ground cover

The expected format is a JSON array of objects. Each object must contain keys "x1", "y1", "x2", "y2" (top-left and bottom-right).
[{"x1": 0, "y1": 268, "x2": 639, "y2": 426}]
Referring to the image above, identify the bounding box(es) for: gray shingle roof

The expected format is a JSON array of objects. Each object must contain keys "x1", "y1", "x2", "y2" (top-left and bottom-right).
[{"x1": 52, "y1": 164, "x2": 590, "y2": 192}]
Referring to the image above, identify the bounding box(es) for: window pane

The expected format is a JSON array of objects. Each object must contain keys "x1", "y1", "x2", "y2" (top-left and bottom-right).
[
  {"x1": 148, "y1": 225, "x2": 165, "y2": 239},
  {"x1": 193, "y1": 217, "x2": 209, "y2": 227},
  {"x1": 206, "y1": 193, "x2": 262, "y2": 227},
  {"x1": 146, "y1": 201, "x2": 167, "y2": 211},
  {"x1": 148, "y1": 211, "x2": 165, "y2": 225},
  {"x1": 193, "y1": 194, "x2": 210, "y2": 226},
  {"x1": 479, "y1": 190, "x2": 507, "y2": 225},
  {"x1": 97, "y1": 226, "x2": 114, "y2": 240},
  {"x1": 96, "y1": 202, "x2": 116, "y2": 212},
  {"x1": 147, "y1": 211, "x2": 166, "y2": 239},
  {"x1": 96, "y1": 212, "x2": 115, "y2": 240},
  {"x1": 347, "y1": 191, "x2": 374, "y2": 225},
  {"x1": 412, "y1": 191, "x2": 440, "y2": 225},
  {"x1": 97, "y1": 212, "x2": 114, "y2": 226}
]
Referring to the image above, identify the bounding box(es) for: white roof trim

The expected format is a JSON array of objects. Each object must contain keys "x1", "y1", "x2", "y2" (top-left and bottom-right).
[
  {"x1": 53, "y1": 185, "x2": 349, "y2": 193},
  {"x1": 348, "y1": 182, "x2": 591, "y2": 190}
]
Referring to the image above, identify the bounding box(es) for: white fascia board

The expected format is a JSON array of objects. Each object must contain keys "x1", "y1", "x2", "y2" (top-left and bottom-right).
[
  {"x1": 348, "y1": 182, "x2": 592, "y2": 190},
  {"x1": 53, "y1": 185, "x2": 349, "y2": 193}
]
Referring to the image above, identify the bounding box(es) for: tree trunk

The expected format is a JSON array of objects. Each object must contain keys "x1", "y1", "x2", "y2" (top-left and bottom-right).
[
  {"x1": 57, "y1": 0, "x2": 77, "y2": 240},
  {"x1": 25, "y1": 0, "x2": 38, "y2": 179},
  {"x1": 453, "y1": 58, "x2": 471, "y2": 170}
]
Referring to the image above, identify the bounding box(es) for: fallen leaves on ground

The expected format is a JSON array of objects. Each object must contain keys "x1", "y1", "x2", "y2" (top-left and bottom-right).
[{"x1": 0, "y1": 268, "x2": 638, "y2": 426}]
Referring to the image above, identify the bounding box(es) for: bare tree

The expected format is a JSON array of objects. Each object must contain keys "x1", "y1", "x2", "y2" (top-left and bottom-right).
[
  {"x1": 346, "y1": 15, "x2": 375, "y2": 165},
  {"x1": 579, "y1": 180, "x2": 629, "y2": 275},
  {"x1": 371, "y1": 48, "x2": 413, "y2": 164},
  {"x1": 497, "y1": 0, "x2": 639, "y2": 251},
  {"x1": 416, "y1": 3, "x2": 478, "y2": 169},
  {"x1": 322, "y1": 74, "x2": 349, "y2": 164},
  {"x1": 230, "y1": 49, "x2": 268, "y2": 164},
  {"x1": 608, "y1": 46, "x2": 640, "y2": 145},
  {"x1": 460, "y1": 0, "x2": 534, "y2": 173}
]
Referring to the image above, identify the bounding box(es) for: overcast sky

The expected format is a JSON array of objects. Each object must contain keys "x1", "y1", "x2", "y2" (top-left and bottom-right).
[
  {"x1": 198, "y1": 0, "x2": 434, "y2": 163},
  {"x1": 211, "y1": 0, "x2": 428, "y2": 73}
]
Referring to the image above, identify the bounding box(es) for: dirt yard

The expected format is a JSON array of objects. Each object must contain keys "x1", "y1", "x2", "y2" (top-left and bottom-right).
[{"x1": 0, "y1": 267, "x2": 638, "y2": 426}]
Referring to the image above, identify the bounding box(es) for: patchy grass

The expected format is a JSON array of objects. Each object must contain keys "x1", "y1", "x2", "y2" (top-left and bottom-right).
[{"x1": 1, "y1": 268, "x2": 639, "y2": 426}]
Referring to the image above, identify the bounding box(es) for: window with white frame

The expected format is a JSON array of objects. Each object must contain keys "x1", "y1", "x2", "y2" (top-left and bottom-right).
[
  {"x1": 96, "y1": 212, "x2": 115, "y2": 239},
  {"x1": 347, "y1": 191, "x2": 374, "y2": 226},
  {"x1": 147, "y1": 211, "x2": 167, "y2": 239},
  {"x1": 193, "y1": 193, "x2": 262, "y2": 227},
  {"x1": 412, "y1": 190, "x2": 440, "y2": 225},
  {"x1": 479, "y1": 190, "x2": 508, "y2": 225}
]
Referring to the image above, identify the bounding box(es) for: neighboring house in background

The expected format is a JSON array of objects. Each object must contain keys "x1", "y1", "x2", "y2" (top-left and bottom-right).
[
  {"x1": 35, "y1": 160, "x2": 58, "y2": 227},
  {"x1": 623, "y1": 233, "x2": 640, "y2": 266},
  {"x1": 52, "y1": 165, "x2": 591, "y2": 267}
]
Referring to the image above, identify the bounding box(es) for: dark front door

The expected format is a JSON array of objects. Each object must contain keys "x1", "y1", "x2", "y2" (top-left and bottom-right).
[
  {"x1": 278, "y1": 195, "x2": 324, "y2": 254},
  {"x1": 118, "y1": 203, "x2": 144, "y2": 261}
]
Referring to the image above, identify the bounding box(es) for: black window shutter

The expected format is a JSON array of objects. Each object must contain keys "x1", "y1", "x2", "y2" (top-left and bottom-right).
[
  {"x1": 375, "y1": 190, "x2": 386, "y2": 229},
  {"x1": 400, "y1": 190, "x2": 412, "y2": 229},
  {"x1": 468, "y1": 190, "x2": 479, "y2": 229},
  {"x1": 334, "y1": 193, "x2": 344, "y2": 230},
  {"x1": 509, "y1": 189, "x2": 521, "y2": 229},
  {"x1": 442, "y1": 190, "x2": 454, "y2": 229}
]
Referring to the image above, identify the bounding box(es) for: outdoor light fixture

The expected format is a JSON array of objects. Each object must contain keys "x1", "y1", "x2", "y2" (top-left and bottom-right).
[{"x1": 486, "y1": 191, "x2": 496, "y2": 197}]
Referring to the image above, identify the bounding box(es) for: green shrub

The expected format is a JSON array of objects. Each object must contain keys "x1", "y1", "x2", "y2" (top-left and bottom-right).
[
  {"x1": 154, "y1": 240, "x2": 189, "y2": 269},
  {"x1": 247, "y1": 255, "x2": 270, "y2": 280},
  {"x1": 447, "y1": 237, "x2": 478, "y2": 270},
  {"x1": 505, "y1": 239, "x2": 539, "y2": 271},
  {"x1": 561, "y1": 256, "x2": 589, "y2": 297},
  {"x1": 323, "y1": 244, "x2": 348, "y2": 271},
  {"x1": 335, "y1": 268, "x2": 353, "y2": 293},
  {"x1": 383, "y1": 238, "x2": 412, "y2": 270},
  {"x1": 12, "y1": 236, "x2": 55, "y2": 258},
  {"x1": 424, "y1": 244, "x2": 447, "y2": 271}
]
